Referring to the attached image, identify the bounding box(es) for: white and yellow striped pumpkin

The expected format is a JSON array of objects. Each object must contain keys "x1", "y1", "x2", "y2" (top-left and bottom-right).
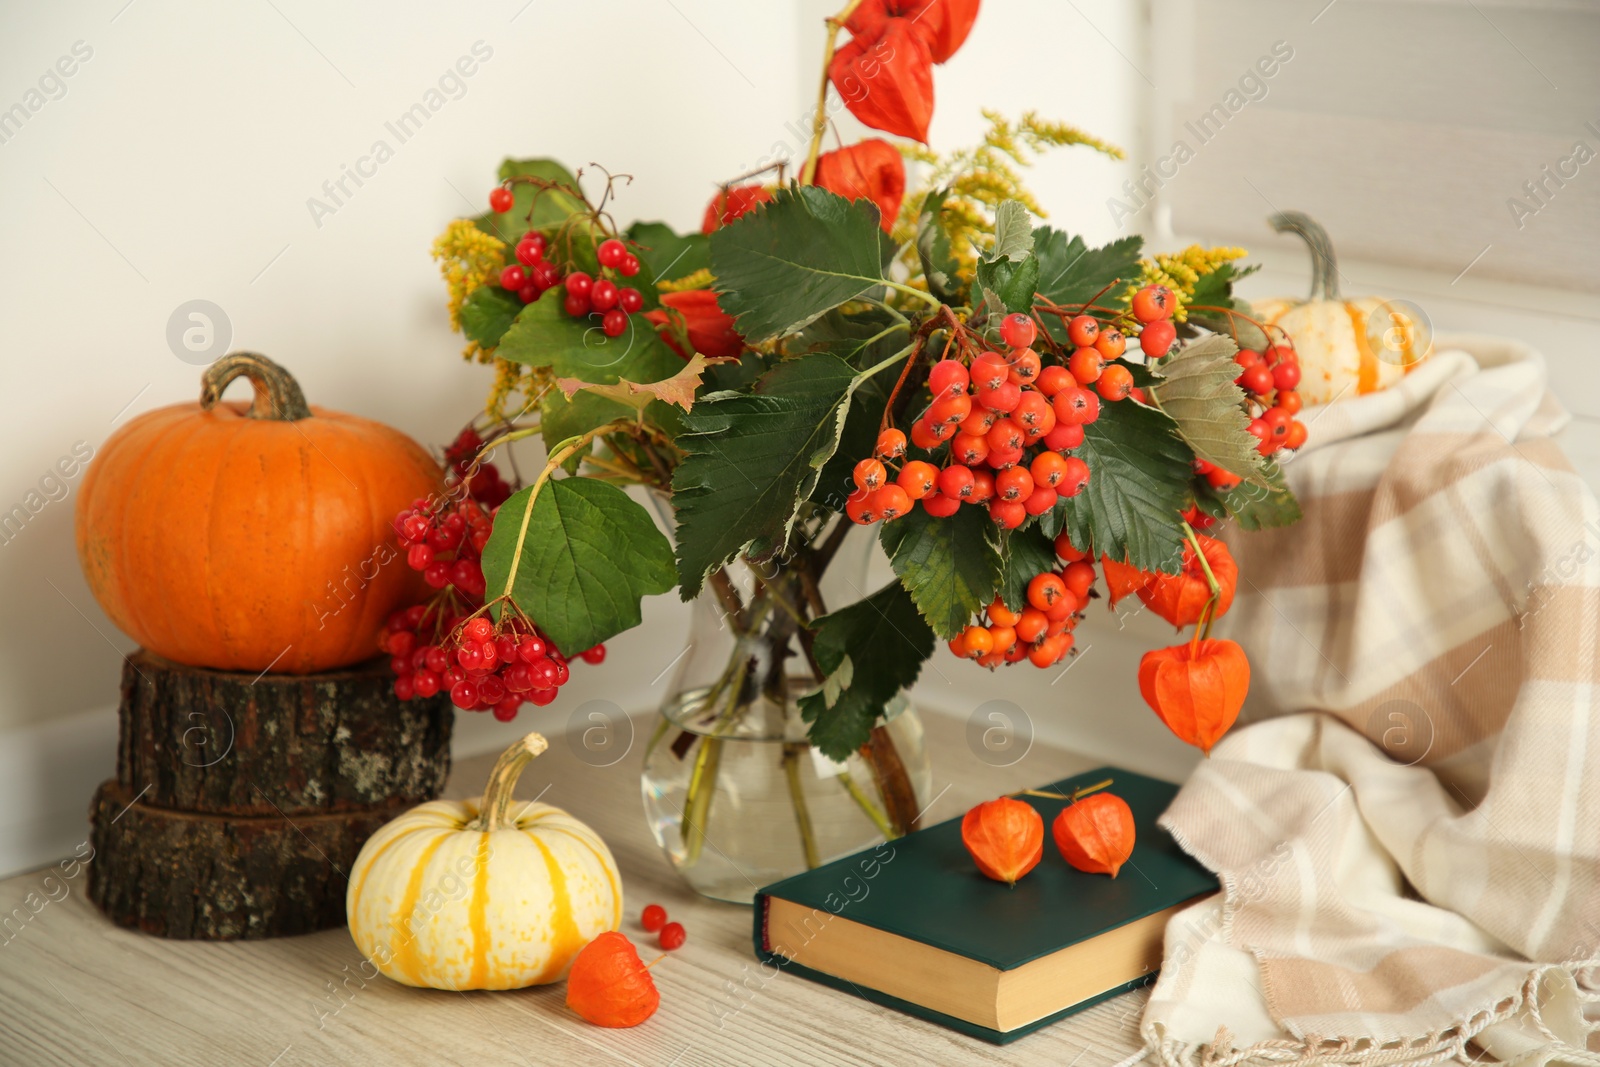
[
  {"x1": 1254, "y1": 212, "x2": 1429, "y2": 405},
  {"x1": 347, "y1": 732, "x2": 621, "y2": 990}
]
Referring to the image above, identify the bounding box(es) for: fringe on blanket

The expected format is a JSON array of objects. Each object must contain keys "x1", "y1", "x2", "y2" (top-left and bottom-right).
[{"x1": 1147, "y1": 962, "x2": 1600, "y2": 1067}]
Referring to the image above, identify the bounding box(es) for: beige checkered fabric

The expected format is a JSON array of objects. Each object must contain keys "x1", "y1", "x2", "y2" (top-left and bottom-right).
[{"x1": 1143, "y1": 337, "x2": 1600, "y2": 1067}]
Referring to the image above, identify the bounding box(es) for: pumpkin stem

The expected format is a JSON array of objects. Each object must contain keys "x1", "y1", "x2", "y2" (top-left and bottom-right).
[
  {"x1": 199, "y1": 353, "x2": 313, "y2": 422},
  {"x1": 475, "y1": 731, "x2": 549, "y2": 833},
  {"x1": 1268, "y1": 211, "x2": 1341, "y2": 303}
]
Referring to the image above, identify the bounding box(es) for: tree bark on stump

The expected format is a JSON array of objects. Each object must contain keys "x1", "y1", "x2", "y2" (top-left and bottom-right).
[
  {"x1": 90, "y1": 650, "x2": 454, "y2": 940},
  {"x1": 116, "y1": 650, "x2": 451, "y2": 816},
  {"x1": 87, "y1": 781, "x2": 408, "y2": 940}
]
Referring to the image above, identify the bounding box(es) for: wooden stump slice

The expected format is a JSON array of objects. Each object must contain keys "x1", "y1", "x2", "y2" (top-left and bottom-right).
[
  {"x1": 87, "y1": 780, "x2": 408, "y2": 940},
  {"x1": 116, "y1": 650, "x2": 452, "y2": 816}
]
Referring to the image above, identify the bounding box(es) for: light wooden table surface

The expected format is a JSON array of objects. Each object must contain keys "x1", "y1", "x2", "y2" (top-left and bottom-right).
[{"x1": 0, "y1": 709, "x2": 1151, "y2": 1067}]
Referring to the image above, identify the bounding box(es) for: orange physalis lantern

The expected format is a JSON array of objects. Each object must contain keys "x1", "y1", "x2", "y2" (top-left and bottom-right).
[
  {"x1": 701, "y1": 184, "x2": 774, "y2": 233},
  {"x1": 828, "y1": 18, "x2": 935, "y2": 142},
  {"x1": 815, "y1": 139, "x2": 906, "y2": 231},
  {"x1": 1099, "y1": 554, "x2": 1154, "y2": 608},
  {"x1": 565, "y1": 932, "x2": 660, "y2": 1028},
  {"x1": 1052, "y1": 793, "x2": 1136, "y2": 878},
  {"x1": 961, "y1": 796, "x2": 1043, "y2": 885},
  {"x1": 1139, "y1": 533, "x2": 1238, "y2": 628},
  {"x1": 1138, "y1": 638, "x2": 1250, "y2": 754},
  {"x1": 643, "y1": 290, "x2": 744, "y2": 360},
  {"x1": 845, "y1": 0, "x2": 981, "y2": 64}
]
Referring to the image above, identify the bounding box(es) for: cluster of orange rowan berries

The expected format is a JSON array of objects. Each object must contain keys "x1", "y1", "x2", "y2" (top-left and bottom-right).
[
  {"x1": 845, "y1": 293, "x2": 1176, "y2": 530},
  {"x1": 950, "y1": 532, "x2": 1095, "y2": 669}
]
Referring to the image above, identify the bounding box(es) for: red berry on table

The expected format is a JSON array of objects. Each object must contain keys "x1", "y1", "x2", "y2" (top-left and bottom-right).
[
  {"x1": 596, "y1": 238, "x2": 627, "y2": 269},
  {"x1": 1068, "y1": 347, "x2": 1103, "y2": 385},
  {"x1": 1094, "y1": 328, "x2": 1127, "y2": 361},
  {"x1": 602, "y1": 309, "x2": 628, "y2": 337},
  {"x1": 564, "y1": 292, "x2": 591, "y2": 317},
  {"x1": 1097, "y1": 364, "x2": 1134, "y2": 401},
  {"x1": 565, "y1": 272, "x2": 594, "y2": 298},
  {"x1": 874, "y1": 428, "x2": 907, "y2": 459},
  {"x1": 1000, "y1": 312, "x2": 1036, "y2": 350},
  {"x1": 488, "y1": 187, "x2": 514, "y2": 213},
  {"x1": 658, "y1": 921, "x2": 686, "y2": 950},
  {"x1": 591, "y1": 279, "x2": 619, "y2": 311},
  {"x1": 582, "y1": 645, "x2": 607, "y2": 665},
  {"x1": 1239, "y1": 363, "x2": 1274, "y2": 396},
  {"x1": 619, "y1": 253, "x2": 641, "y2": 277},
  {"x1": 618, "y1": 287, "x2": 643, "y2": 314},
  {"x1": 1139, "y1": 320, "x2": 1177, "y2": 358},
  {"x1": 1131, "y1": 284, "x2": 1174, "y2": 322},
  {"x1": 641, "y1": 904, "x2": 667, "y2": 933},
  {"x1": 1067, "y1": 315, "x2": 1100, "y2": 347},
  {"x1": 1272, "y1": 361, "x2": 1302, "y2": 391},
  {"x1": 500, "y1": 265, "x2": 527, "y2": 291}
]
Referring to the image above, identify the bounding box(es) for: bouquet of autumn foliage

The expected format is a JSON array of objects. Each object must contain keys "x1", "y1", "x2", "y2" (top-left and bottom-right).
[{"x1": 384, "y1": 0, "x2": 1304, "y2": 849}]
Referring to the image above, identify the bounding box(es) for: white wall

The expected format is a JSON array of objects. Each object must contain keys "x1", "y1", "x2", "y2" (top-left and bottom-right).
[{"x1": 3, "y1": 0, "x2": 1595, "y2": 873}]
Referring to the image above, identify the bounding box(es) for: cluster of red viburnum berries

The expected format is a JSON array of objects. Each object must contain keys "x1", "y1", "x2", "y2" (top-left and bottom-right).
[
  {"x1": 489, "y1": 185, "x2": 644, "y2": 340},
  {"x1": 846, "y1": 285, "x2": 1179, "y2": 532},
  {"x1": 381, "y1": 426, "x2": 604, "y2": 721},
  {"x1": 953, "y1": 531, "x2": 1099, "y2": 669}
]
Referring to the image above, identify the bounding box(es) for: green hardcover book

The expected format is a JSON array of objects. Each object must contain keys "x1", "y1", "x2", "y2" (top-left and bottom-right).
[{"x1": 753, "y1": 766, "x2": 1216, "y2": 1045}]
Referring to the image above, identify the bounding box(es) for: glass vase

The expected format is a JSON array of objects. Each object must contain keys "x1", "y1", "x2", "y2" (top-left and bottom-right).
[{"x1": 640, "y1": 525, "x2": 931, "y2": 904}]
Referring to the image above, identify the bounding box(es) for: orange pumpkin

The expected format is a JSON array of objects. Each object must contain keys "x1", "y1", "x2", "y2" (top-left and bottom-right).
[
  {"x1": 1138, "y1": 639, "x2": 1250, "y2": 754},
  {"x1": 76, "y1": 353, "x2": 442, "y2": 674}
]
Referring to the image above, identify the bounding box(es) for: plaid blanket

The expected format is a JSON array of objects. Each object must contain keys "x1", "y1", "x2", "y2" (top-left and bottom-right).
[{"x1": 1143, "y1": 336, "x2": 1600, "y2": 1067}]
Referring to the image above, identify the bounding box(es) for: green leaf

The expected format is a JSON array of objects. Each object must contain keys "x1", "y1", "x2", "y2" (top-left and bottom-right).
[
  {"x1": 496, "y1": 297, "x2": 681, "y2": 385},
  {"x1": 915, "y1": 188, "x2": 964, "y2": 304},
  {"x1": 988, "y1": 200, "x2": 1034, "y2": 262},
  {"x1": 671, "y1": 355, "x2": 864, "y2": 597},
  {"x1": 1034, "y1": 228, "x2": 1143, "y2": 312},
  {"x1": 1051, "y1": 397, "x2": 1193, "y2": 574},
  {"x1": 481, "y1": 478, "x2": 676, "y2": 656},
  {"x1": 1186, "y1": 263, "x2": 1266, "y2": 349},
  {"x1": 1150, "y1": 334, "x2": 1269, "y2": 488},
  {"x1": 879, "y1": 505, "x2": 1002, "y2": 639},
  {"x1": 625, "y1": 221, "x2": 710, "y2": 286},
  {"x1": 798, "y1": 581, "x2": 935, "y2": 761},
  {"x1": 1202, "y1": 457, "x2": 1302, "y2": 531},
  {"x1": 997, "y1": 524, "x2": 1060, "y2": 612},
  {"x1": 813, "y1": 346, "x2": 902, "y2": 510},
  {"x1": 473, "y1": 158, "x2": 587, "y2": 243},
  {"x1": 540, "y1": 388, "x2": 626, "y2": 468},
  {"x1": 710, "y1": 184, "x2": 886, "y2": 341},
  {"x1": 459, "y1": 285, "x2": 524, "y2": 349},
  {"x1": 976, "y1": 253, "x2": 1040, "y2": 315}
]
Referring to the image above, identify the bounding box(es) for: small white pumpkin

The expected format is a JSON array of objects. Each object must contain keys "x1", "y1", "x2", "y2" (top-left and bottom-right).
[
  {"x1": 347, "y1": 732, "x2": 621, "y2": 990},
  {"x1": 1254, "y1": 211, "x2": 1429, "y2": 405}
]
